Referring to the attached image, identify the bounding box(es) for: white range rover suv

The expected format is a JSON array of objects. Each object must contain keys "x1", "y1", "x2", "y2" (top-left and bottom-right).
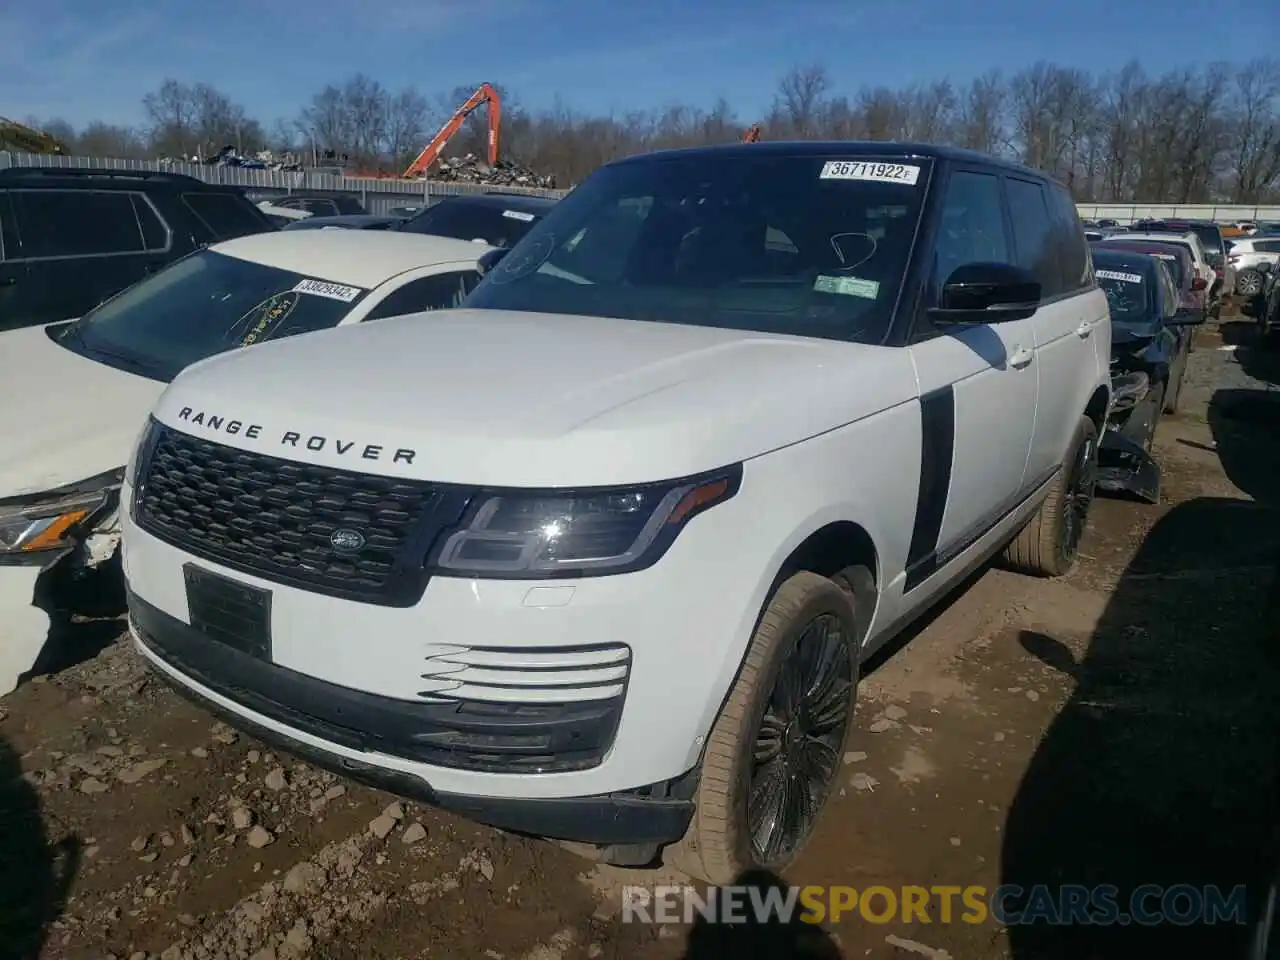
[{"x1": 120, "y1": 143, "x2": 1111, "y2": 883}]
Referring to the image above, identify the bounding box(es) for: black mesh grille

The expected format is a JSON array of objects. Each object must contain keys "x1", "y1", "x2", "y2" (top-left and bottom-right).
[{"x1": 135, "y1": 425, "x2": 439, "y2": 604}]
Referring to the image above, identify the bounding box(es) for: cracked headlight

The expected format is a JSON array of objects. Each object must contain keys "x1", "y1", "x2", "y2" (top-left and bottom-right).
[{"x1": 0, "y1": 468, "x2": 122, "y2": 561}]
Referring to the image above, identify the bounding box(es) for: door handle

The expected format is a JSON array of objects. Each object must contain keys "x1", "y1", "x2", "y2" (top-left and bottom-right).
[
  {"x1": 1076, "y1": 319, "x2": 1098, "y2": 337},
  {"x1": 1009, "y1": 345, "x2": 1034, "y2": 368}
]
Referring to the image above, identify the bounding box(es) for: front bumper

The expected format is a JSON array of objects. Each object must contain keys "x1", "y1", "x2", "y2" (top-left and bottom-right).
[{"x1": 132, "y1": 596, "x2": 695, "y2": 844}]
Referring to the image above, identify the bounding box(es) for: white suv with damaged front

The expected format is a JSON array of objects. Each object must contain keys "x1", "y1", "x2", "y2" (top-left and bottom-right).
[
  {"x1": 121, "y1": 142, "x2": 1111, "y2": 883},
  {"x1": 0, "y1": 230, "x2": 490, "y2": 692}
]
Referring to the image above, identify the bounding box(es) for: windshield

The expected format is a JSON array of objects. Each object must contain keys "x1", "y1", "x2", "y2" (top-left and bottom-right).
[
  {"x1": 399, "y1": 200, "x2": 542, "y2": 247},
  {"x1": 467, "y1": 154, "x2": 930, "y2": 343},
  {"x1": 62, "y1": 250, "x2": 368, "y2": 381},
  {"x1": 1094, "y1": 265, "x2": 1152, "y2": 323}
]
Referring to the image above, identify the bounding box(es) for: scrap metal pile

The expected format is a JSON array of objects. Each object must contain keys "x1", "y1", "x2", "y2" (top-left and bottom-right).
[{"x1": 428, "y1": 153, "x2": 557, "y2": 189}]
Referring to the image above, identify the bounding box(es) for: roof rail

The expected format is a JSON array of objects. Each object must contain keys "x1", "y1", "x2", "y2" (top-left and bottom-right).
[{"x1": 0, "y1": 166, "x2": 206, "y2": 185}]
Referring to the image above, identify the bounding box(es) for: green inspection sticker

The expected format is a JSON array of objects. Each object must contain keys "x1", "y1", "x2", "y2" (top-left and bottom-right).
[{"x1": 814, "y1": 275, "x2": 880, "y2": 299}]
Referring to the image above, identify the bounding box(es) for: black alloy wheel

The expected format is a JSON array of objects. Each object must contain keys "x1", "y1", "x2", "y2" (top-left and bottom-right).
[
  {"x1": 1061, "y1": 430, "x2": 1098, "y2": 558},
  {"x1": 747, "y1": 612, "x2": 854, "y2": 864}
]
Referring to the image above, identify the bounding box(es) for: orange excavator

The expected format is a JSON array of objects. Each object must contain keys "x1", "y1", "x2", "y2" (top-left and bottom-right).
[{"x1": 401, "y1": 83, "x2": 501, "y2": 179}]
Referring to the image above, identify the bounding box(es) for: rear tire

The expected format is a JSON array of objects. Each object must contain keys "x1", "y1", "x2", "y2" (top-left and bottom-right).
[
  {"x1": 667, "y1": 571, "x2": 861, "y2": 884},
  {"x1": 1236, "y1": 269, "x2": 1264, "y2": 299},
  {"x1": 1002, "y1": 416, "x2": 1099, "y2": 578}
]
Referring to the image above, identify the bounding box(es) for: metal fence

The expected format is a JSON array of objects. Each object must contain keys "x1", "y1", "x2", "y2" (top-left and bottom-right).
[
  {"x1": 0, "y1": 150, "x2": 569, "y2": 216},
  {"x1": 1076, "y1": 202, "x2": 1280, "y2": 223}
]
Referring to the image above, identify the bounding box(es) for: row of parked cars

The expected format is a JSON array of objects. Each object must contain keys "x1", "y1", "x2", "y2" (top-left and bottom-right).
[{"x1": 0, "y1": 146, "x2": 1225, "y2": 892}]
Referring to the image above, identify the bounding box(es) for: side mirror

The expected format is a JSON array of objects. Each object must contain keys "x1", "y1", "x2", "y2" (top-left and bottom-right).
[
  {"x1": 476, "y1": 247, "x2": 509, "y2": 276},
  {"x1": 927, "y1": 262, "x2": 1041, "y2": 325},
  {"x1": 1190, "y1": 277, "x2": 1207, "y2": 291}
]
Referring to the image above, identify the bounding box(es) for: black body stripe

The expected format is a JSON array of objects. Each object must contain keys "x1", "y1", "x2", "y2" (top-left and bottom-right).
[{"x1": 904, "y1": 385, "x2": 955, "y2": 591}]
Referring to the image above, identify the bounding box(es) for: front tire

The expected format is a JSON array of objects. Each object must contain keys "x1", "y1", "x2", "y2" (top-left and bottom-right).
[
  {"x1": 669, "y1": 571, "x2": 860, "y2": 884},
  {"x1": 1002, "y1": 416, "x2": 1099, "y2": 578}
]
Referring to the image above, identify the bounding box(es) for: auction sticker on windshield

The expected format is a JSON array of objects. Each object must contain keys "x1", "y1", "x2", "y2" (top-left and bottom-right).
[
  {"x1": 1096, "y1": 270, "x2": 1143, "y2": 284},
  {"x1": 292, "y1": 278, "x2": 364, "y2": 302},
  {"x1": 814, "y1": 275, "x2": 880, "y2": 299},
  {"x1": 819, "y1": 161, "x2": 921, "y2": 185},
  {"x1": 502, "y1": 209, "x2": 536, "y2": 222}
]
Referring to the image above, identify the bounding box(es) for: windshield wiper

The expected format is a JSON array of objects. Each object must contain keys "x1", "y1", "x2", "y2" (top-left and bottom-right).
[{"x1": 79, "y1": 338, "x2": 162, "y2": 377}]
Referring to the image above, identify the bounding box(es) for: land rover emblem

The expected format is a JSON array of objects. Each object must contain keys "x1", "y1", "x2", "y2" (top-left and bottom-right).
[{"x1": 330, "y1": 528, "x2": 366, "y2": 552}]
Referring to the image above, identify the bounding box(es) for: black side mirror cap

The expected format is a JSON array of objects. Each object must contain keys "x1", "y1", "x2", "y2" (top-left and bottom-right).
[
  {"x1": 926, "y1": 262, "x2": 1041, "y2": 325},
  {"x1": 476, "y1": 247, "x2": 510, "y2": 276}
]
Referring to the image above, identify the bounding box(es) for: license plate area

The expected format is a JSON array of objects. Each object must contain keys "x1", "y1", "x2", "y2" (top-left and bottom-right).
[{"x1": 184, "y1": 564, "x2": 271, "y2": 660}]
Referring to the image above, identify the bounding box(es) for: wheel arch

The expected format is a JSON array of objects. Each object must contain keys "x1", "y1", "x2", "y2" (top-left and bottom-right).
[{"x1": 1085, "y1": 383, "x2": 1111, "y2": 436}]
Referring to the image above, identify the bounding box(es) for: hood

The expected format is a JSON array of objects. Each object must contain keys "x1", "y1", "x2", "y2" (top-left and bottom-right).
[
  {"x1": 0, "y1": 324, "x2": 166, "y2": 498},
  {"x1": 153, "y1": 309, "x2": 918, "y2": 488}
]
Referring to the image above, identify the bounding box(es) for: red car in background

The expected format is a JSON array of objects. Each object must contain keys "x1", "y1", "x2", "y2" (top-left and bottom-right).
[{"x1": 1094, "y1": 239, "x2": 1207, "y2": 319}]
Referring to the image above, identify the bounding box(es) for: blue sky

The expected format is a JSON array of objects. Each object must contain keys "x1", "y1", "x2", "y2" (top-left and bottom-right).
[{"x1": 2, "y1": 0, "x2": 1274, "y2": 131}]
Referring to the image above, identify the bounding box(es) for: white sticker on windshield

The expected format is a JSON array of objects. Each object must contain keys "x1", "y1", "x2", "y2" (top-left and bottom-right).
[
  {"x1": 820, "y1": 161, "x2": 921, "y2": 186},
  {"x1": 292, "y1": 278, "x2": 363, "y2": 302},
  {"x1": 1095, "y1": 270, "x2": 1143, "y2": 284},
  {"x1": 814, "y1": 275, "x2": 880, "y2": 299},
  {"x1": 502, "y1": 209, "x2": 535, "y2": 222}
]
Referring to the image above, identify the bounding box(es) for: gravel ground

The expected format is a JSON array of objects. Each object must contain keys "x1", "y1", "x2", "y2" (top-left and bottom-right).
[{"x1": 1, "y1": 315, "x2": 1277, "y2": 960}]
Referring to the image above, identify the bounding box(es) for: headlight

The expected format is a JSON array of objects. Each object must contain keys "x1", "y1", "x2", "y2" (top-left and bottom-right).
[
  {"x1": 431, "y1": 466, "x2": 742, "y2": 577},
  {"x1": 0, "y1": 468, "x2": 121, "y2": 559},
  {"x1": 124, "y1": 417, "x2": 159, "y2": 489}
]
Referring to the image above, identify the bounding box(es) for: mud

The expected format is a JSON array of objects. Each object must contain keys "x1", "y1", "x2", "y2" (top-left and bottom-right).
[{"x1": 2, "y1": 319, "x2": 1277, "y2": 960}]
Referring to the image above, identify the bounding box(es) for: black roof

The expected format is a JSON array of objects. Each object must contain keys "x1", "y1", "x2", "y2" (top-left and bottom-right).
[
  {"x1": 436, "y1": 192, "x2": 558, "y2": 213},
  {"x1": 609, "y1": 140, "x2": 1055, "y2": 181},
  {"x1": 0, "y1": 166, "x2": 232, "y2": 190}
]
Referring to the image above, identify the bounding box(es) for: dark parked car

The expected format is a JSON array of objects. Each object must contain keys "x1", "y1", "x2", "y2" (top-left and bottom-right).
[
  {"x1": 1241, "y1": 261, "x2": 1280, "y2": 344},
  {"x1": 0, "y1": 167, "x2": 276, "y2": 332},
  {"x1": 1095, "y1": 238, "x2": 1206, "y2": 323},
  {"x1": 396, "y1": 192, "x2": 558, "y2": 248},
  {"x1": 1092, "y1": 246, "x2": 1205, "y2": 501},
  {"x1": 265, "y1": 191, "x2": 368, "y2": 217},
  {"x1": 282, "y1": 214, "x2": 406, "y2": 232}
]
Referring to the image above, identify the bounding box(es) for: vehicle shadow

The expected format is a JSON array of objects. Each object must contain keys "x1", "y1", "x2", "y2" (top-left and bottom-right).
[
  {"x1": 1000, "y1": 383, "x2": 1280, "y2": 955},
  {"x1": 0, "y1": 734, "x2": 80, "y2": 958},
  {"x1": 22, "y1": 553, "x2": 126, "y2": 682},
  {"x1": 680, "y1": 868, "x2": 843, "y2": 959}
]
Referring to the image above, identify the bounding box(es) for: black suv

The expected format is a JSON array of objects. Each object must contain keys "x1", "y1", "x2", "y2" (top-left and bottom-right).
[
  {"x1": 0, "y1": 167, "x2": 276, "y2": 332},
  {"x1": 396, "y1": 192, "x2": 558, "y2": 248}
]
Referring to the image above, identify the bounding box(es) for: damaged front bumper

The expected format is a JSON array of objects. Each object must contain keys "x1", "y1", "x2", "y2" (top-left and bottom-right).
[
  {"x1": 1097, "y1": 371, "x2": 1161, "y2": 503},
  {"x1": 0, "y1": 467, "x2": 124, "y2": 571}
]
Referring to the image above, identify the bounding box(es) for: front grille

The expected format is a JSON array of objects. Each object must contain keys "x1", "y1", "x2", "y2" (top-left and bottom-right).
[{"x1": 135, "y1": 425, "x2": 441, "y2": 605}]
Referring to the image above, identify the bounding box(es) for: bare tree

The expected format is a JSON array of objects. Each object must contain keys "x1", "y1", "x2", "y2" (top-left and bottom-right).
[
  {"x1": 773, "y1": 64, "x2": 831, "y2": 138},
  {"x1": 43, "y1": 57, "x2": 1277, "y2": 204},
  {"x1": 1227, "y1": 59, "x2": 1280, "y2": 202}
]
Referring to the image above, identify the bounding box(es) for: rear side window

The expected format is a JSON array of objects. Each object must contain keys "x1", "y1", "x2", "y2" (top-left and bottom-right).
[
  {"x1": 1005, "y1": 178, "x2": 1063, "y2": 299},
  {"x1": 0, "y1": 193, "x2": 13, "y2": 260},
  {"x1": 363, "y1": 270, "x2": 481, "y2": 321},
  {"x1": 12, "y1": 189, "x2": 144, "y2": 258},
  {"x1": 1046, "y1": 185, "x2": 1091, "y2": 293},
  {"x1": 182, "y1": 192, "x2": 272, "y2": 240},
  {"x1": 132, "y1": 195, "x2": 170, "y2": 251},
  {"x1": 1256, "y1": 240, "x2": 1280, "y2": 254}
]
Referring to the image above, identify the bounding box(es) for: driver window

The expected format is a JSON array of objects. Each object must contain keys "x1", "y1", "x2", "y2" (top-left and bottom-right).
[{"x1": 931, "y1": 171, "x2": 1010, "y2": 298}]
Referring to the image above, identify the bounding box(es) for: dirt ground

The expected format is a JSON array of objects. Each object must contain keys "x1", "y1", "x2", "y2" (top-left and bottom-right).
[{"x1": 2, "y1": 318, "x2": 1278, "y2": 960}]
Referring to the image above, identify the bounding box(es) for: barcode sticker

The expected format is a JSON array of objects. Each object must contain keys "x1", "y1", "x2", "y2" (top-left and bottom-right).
[{"x1": 292, "y1": 279, "x2": 364, "y2": 302}]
